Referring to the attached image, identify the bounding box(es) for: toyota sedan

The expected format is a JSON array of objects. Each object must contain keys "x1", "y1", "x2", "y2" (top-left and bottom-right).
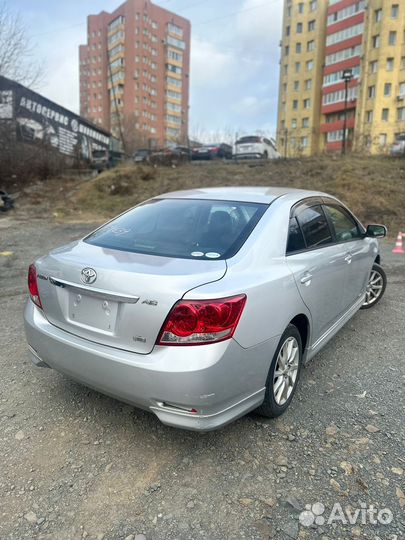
[{"x1": 24, "y1": 187, "x2": 387, "y2": 431}]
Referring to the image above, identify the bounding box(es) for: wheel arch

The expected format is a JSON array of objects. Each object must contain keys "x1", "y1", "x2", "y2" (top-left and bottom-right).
[{"x1": 289, "y1": 313, "x2": 310, "y2": 360}]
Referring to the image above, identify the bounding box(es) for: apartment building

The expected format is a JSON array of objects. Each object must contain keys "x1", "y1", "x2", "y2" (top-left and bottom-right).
[
  {"x1": 79, "y1": 0, "x2": 191, "y2": 149},
  {"x1": 277, "y1": 0, "x2": 405, "y2": 155},
  {"x1": 277, "y1": 0, "x2": 328, "y2": 156}
]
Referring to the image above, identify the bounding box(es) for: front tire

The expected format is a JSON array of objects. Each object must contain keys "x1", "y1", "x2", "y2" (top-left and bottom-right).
[
  {"x1": 360, "y1": 262, "x2": 387, "y2": 309},
  {"x1": 256, "y1": 324, "x2": 302, "y2": 418}
]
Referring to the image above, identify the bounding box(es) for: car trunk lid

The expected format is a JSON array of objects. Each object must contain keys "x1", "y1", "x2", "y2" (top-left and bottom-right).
[{"x1": 36, "y1": 241, "x2": 227, "y2": 354}]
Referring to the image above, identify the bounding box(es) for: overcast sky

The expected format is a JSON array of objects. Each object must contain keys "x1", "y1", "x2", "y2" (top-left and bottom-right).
[{"x1": 12, "y1": 0, "x2": 283, "y2": 139}]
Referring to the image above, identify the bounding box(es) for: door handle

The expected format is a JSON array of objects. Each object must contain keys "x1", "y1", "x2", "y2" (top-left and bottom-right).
[
  {"x1": 344, "y1": 254, "x2": 352, "y2": 264},
  {"x1": 300, "y1": 272, "x2": 313, "y2": 285}
]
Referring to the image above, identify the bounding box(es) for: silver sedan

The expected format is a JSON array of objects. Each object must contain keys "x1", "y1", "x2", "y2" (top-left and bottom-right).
[{"x1": 24, "y1": 187, "x2": 387, "y2": 430}]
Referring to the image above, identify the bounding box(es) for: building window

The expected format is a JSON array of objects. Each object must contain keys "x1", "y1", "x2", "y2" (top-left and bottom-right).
[
  {"x1": 310, "y1": 0, "x2": 317, "y2": 11},
  {"x1": 379, "y1": 134, "x2": 387, "y2": 147},
  {"x1": 296, "y1": 43, "x2": 301, "y2": 53},
  {"x1": 307, "y1": 40, "x2": 315, "y2": 52},
  {"x1": 381, "y1": 108, "x2": 389, "y2": 121},
  {"x1": 370, "y1": 60, "x2": 378, "y2": 73},
  {"x1": 297, "y1": 22, "x2": 303, "y2": 33},
  {"x1": 303, "y1": 98, "x2": 311, "y2": 109},
  {"x1": 372, "y1": 35, "x2": 380, "y2": 48},
  {"x1": 306, "y1": 60, "x2": 314, "y2": 71},
  {"x1": 327, "y1": 1, "x2": 366, "y2": 25},
  {"x1": 327, "y1": 23, "x2": 363, "y2": 45},
  {"x1": 366, "y1": 110, "x2": 373, "y2": 123},
  {"x1": 402, "y1": 57, "x2": 405, "y2": 70},
  {"x1": 368, "y1": 85, "x2": 376, "y2": 98},
  {"x1": 375, "y1": 9, "x2": 382, "y2": 22},
  {"x1": 388, "y1": 31, "x2": 397, "y2": 45},
  {"x1": 305, "y1": 79, "x2": 312, "y2": 90},
  {"x1": 397, "y1": 107, "x2": 405, "y2": 121},
  {"x1": 301, "y1": 136, "x2": 308, "y2": 147},
  {"x1": 285, "y1": 45, "x2": 289, "y2": 56},
  {"x1": 287, "y1": 6, "x2": 291, "y2": 17},
  {"x1": 302, "y1": 117, "x2": 309, "y2": 128},
  {"x1": 325, "y1": 44, "x2": 362, "y2": 66},
  {"x1": 384, "y1": 83, "x2": 392, "y2": 96},
  {"x1": 298, "y1": 2, "x2": 304, "y2": 13},
  {"x1": 286, "y1": 25, "x2": 290, "y2": 36},
  {"x1": 284, "y1": 64, "x2": 288, "y2": 75},
  {"x1": 294, "y1": 80, "x2": 300, "y2": 91},
  {"x1": 167, "y1": 23, "x2": 183, "y2": 37},
  {"x1": 308, "y1": 20, "x2": 316, "y2": 31},
  {"x1": 295, "y1": 62, "x2": 301, "y2": 73},
  {"x1": 292, "y1": 118, "x2": 297, "y2": 129},
  {"x1": 391, "y1": 4, "x2": 399, "y2": 18},
  {"x1": 399, "y1": 82, "x2": 405, "y2": 96},
  {"x1": 386, "y1": 58, "x2": 394, "y2": 71},
  {"x1": 293, "y1": 99, "x2": 298, "y2": 110}
]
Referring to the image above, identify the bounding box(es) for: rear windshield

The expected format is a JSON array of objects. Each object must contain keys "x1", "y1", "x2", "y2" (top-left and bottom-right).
[
  {"x1": 84, "y1": 198, "x2": 268, "y2": 260},
  {"x1": 236, "y1": 136, "x2": 261, "y2": 144}
]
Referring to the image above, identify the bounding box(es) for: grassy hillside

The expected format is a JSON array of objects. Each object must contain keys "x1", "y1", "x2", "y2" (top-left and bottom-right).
[{"x1": 60, "y1": 155, "x2": 404, "y2": 236}]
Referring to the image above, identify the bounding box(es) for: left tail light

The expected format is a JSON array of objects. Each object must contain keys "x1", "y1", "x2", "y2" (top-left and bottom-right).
[
  {"x1": 157, "y1": 294, "x2": 246, "y2": 346},
  {"x1": 28, "y1": 264, "x2": 42, "y2": 309}
]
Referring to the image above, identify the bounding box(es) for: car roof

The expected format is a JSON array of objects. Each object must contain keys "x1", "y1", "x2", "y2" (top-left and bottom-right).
[{"x1": 158, "y1": 186, "x2": 330, "y2": 204}]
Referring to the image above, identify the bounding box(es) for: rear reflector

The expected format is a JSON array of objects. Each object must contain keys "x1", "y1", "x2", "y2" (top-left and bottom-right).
[
  {"x1": 157, "y1": 294, "x2": 246, "y2": 346},
  {"x1": 28, "y1": 264, "x2": 42, "y2": 309}
]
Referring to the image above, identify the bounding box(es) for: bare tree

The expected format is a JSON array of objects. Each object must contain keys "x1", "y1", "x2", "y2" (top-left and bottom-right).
[{"x1": 0, "y1": 1, "x2": 43, "y2": 87}]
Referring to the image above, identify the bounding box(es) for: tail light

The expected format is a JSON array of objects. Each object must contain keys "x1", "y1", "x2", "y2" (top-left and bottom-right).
[
  {"x1": 157, "y1": 294, "x2": 246, "y2": 346},
  {"x1": 28, "y1": 264, "x2": 42, "y2": 309}
]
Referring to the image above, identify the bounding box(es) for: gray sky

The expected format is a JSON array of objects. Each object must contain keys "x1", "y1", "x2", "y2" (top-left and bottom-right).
[{"x1": 13, "y1": 0, "x2": 283, "y2": 139}]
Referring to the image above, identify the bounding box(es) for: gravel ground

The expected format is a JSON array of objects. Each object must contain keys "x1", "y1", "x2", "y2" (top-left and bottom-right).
[{"x1": 0, "y1": 215, "x2": 404, "y2": 540}]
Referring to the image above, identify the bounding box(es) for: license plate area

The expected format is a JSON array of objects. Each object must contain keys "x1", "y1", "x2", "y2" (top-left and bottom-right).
[{"x1": 68, "y1": 292, "x2": 118, "y2": 333}]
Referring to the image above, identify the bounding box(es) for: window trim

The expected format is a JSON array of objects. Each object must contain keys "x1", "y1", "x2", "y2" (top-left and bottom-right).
[{"x1": 286, "y1": 197, "x2": 365, "y2": 255}]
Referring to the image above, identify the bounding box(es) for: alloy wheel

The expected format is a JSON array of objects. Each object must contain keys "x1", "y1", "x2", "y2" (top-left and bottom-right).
[
  {"x1": 273, "y1": 336, "x2": 299, "y2": 406},
  {"x1": 363, "y1": 269, "x2": 384, "y2": 307}
]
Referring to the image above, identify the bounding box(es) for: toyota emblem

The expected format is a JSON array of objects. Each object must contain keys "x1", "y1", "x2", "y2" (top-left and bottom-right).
[{"x1": 81, "y1": 267, "x2": 97, "y2": 284}]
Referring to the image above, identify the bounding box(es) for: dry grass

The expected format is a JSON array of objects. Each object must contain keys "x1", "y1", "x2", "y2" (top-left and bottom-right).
[{"x1": 19, "y1": 155, "x2": 405, "y2": 237}]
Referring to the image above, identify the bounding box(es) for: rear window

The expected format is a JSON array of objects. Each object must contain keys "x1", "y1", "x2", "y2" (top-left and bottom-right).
[
  {"x1": 84, "y1": 198, "x2": 267, "y2": 260},
  {"x1": 236, "y1": 136, "x2": 261, "y2": 144}
]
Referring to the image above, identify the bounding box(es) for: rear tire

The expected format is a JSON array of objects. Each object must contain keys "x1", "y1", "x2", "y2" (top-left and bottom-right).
[
  {"x1": 360, "y1": 262, "x2": 387, "y2": 309},
  {"x1": 256, "y1": 324, "x2": 302, "y2": 418}
]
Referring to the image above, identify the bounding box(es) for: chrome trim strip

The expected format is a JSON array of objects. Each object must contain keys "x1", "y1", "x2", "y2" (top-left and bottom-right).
[
  {"x1": 311, "y1": 294, "x2": 365, "y2": 351},
  {"x1": 49, "y1": 276, "x2": 139, "y2": 304},
  {"x1": 150, "y1": 387, "x2": 266, "y2": 419}
]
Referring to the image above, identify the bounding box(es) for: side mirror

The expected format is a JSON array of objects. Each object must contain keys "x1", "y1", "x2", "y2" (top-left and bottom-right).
[{"x1": 365, "y1": 224, "x2": 387, "y2": 238}]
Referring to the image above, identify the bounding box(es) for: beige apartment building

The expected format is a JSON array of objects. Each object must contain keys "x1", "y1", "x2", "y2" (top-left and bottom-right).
[
  {"x1": 79, "y1": 0, "x2": 191, "y2": 150},
  {"x1": 277, "y1": 0, "x2": 405, "y2": 156}
]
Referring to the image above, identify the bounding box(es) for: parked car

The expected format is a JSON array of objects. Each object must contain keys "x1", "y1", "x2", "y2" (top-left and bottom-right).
[
  {"x1": 234, "y1": 135, "x2": 280, "y2": 160},
  {"x1": 390, "y1": 134, "x2": 405, "y2": 156},
  {"x1": 133, "y1": 149, "x2": 151, "y2": 163},
  {"x1": 192, "y1": 143, "x2": 233, "y2": 160},
  {"x1": 24, "y1": 187, "x2": 387, "y2": 431}
]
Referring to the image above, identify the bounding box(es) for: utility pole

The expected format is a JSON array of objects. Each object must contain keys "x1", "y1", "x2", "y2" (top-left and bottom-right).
[
  {"x1": 341, "y1": 69, "x2": 354, "y2": 155},
  {"x1": 284, "y1": 128, "x2": 288, "y2": 159}
]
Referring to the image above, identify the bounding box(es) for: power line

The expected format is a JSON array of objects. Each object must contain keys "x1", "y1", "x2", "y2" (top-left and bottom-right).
[
  {"x1": 31, "y1": 0, "x2": 280, "y2": 39},
  {"x1": 194, "y1": 0, "x2": 281, "y2": 27}
]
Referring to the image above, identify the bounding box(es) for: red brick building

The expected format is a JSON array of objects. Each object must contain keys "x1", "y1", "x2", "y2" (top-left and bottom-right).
[{"x1": 79, "y1": 0, "x2": 191, "y2": 150}]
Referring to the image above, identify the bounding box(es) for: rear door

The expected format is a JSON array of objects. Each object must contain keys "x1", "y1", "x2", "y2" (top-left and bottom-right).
[
  {"x1": 286, "y1": 201, "x2": 348, "y2": 342},
  {"x1": 323, "y1": 202, "x2": 372, "y2": 310}
]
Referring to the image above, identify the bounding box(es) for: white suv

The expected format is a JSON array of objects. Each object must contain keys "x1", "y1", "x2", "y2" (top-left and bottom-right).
[{"x1": 234, "y1": 136, "x2": 280, "y2": 160}]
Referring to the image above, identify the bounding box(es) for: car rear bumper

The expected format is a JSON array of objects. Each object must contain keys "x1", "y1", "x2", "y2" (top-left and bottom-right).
[
  {"x1": 24, "y1": 301, "x2": 275, "y2": 431},
  {"x1": 234, "y1": 153, "x2": 263, "y2": 159}
]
